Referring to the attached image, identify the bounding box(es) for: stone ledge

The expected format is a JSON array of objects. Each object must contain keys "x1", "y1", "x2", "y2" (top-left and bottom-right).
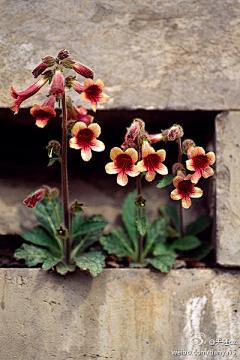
[{"x1": 0, "y1": 268, "x2": 239, "y2": 359}]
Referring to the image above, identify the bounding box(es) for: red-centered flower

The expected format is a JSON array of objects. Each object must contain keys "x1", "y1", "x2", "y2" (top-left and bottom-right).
[
  {"x1": 69, "y1": 121, "x2": 105, "y2": 161},
  {"x1": 67, "y1": 102, "x2": 93, "y2": 126},
  {"x1": 137, "y1": 141, "x2": 168, "y2": 182},
  {"x1": 23, "y1": 188, "x2": 46, "y2": 208},
  {"x1": 170, "y1": 173, "x2": 203, "y2": 209},
  {"x1": 49, "y1": 69, "x2": 65, "y2": 98},
  {"x1": 81, "y1": 79, "x2": 109, "y2": 112},
  {"x1": 30, "y1": 95, "x2": 56, "y2": 128},
  {"x1": 9, "y1": 77, "x2": 49, "y2": 114},
  {"x1": 186, "y1": 146, "x2": 216, "y2": 184},
  {"x1": 105, "y1": 147, "x2": 140, "y2": 186}
]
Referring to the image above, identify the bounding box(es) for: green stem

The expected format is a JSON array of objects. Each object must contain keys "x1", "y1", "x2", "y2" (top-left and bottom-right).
[{"x1": 61, "y1": 93, "x2": 71, "y2": 264}]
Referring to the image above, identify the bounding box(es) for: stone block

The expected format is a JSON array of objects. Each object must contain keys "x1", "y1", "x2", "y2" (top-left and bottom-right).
[
  {"x1": 1, "y1": 0, "x2": 240, "y2": 111},
  {"x1": 0, "y1": 268, "x2": 239, "y2": 359},
  {"x1": 216, "y1": 111, "x2": 240, "y2": 266}
]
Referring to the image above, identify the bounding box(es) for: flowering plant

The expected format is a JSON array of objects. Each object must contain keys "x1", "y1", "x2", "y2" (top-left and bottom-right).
[{"x1": 10, "y1": 49, "x2": 109, "y2": 275}]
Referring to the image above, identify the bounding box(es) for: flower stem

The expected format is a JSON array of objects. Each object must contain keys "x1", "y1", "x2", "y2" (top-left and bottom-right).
[
  {"x1": 137, "y1": 174, "x2": 144, "y2": 263},
  {"x1": 177, "y1": 137, "x2": 184, "y2": 237},
  {"x1": 61, "y1": 93, "x2": 71, "y2": 264}
]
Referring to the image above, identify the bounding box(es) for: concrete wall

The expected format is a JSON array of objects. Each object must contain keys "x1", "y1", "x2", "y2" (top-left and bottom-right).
[{"x1": 0, "y1": 268, "x2": 239, "y2": 360}]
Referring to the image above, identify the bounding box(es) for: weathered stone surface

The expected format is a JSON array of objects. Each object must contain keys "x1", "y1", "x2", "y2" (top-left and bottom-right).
[
  {"x1": 0, "y1": 268, "x2": 239, "y2": 359},
  {"x1": 2, "y1": 0, "x2": 240, "y2": 110},
  {"x1": 216, "y1": 111, "x2": 240, "y2": 266}
]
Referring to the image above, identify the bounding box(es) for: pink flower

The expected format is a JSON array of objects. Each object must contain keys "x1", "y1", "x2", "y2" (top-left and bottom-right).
[
  {"x1": 81, "y1": 79, "x2": 109, "y2": 112},
  {"x1": 69, "y1": 121, "x2": 105, "y2": 161},
  {"x1": 30, "y1": 95, "x2": 56, "y2": 128},
  {"x1": 121, "y1": 118, "x2": 148, "y2": 150},
  {"x1": 32, "y1": 56, "x2": 55, "y2": 78},
  {"x1": 23, "y1": 188, "x2": 46, "y2": 208},
  {"x1": 105, "y1": 147, "x2": 140, "y2": 186},
  {"x1": 170, "y1": 173, "x2": 203, "y2": 209},
  {"x1": 137, "y1": 141, "x2": 168, "y2": 182},
  {"x1": 67, "y1": 100, "x2": 93, "y2": 126},
  {"x1": 72, "y1": 62, "x2": 94, "y2": 79},
  {"x1": 148, "y1": 133, "x2": 164, "y2": 144},
  {"x1": 65, "y1": 76, "x2": 84, "y2": 94},
  {"x1": 49, "y1": 69, "x2": 65, "y2": 98},
  {"x1": 9, "y1": 77, "x2": 49, "y2": 114},
  {"x1": 186, "y1": 146, "x2": 215, "y2": 184}
]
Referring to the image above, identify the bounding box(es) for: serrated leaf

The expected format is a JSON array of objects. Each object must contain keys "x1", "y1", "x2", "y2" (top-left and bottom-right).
[
  {"x1": 136, "y1": 215, "x2": 146, "y2": 236},
  {"x1": 74, "y1": 251, "x2": 105, "y2": 276},
  {"x1": 148, "y1": 254, "x2": 176, "y2": 273},
  {"x1": 122, "y1": 191, "x2": 138, "y2": 250},
  {"x1": 142, "y1": 217, "x2": 168, "y2": 258},
  {"x1": 171, "y1": 235, "x2": 201, "y2": 250},
  {"x1": 153, "y1": 243, "x2": 177, "y2": 257},
  {"x1": 21, "y1": 226, "x2": 61, "y2": 253},
  {"x1": 160, "y1": 204, "x2": 181, "y2": 234},
  {"x1": 186, "y1": 215, "x2": 211, "y2": 236},
  {"x1": 100, "y1": 233, "x2": 132, "y2": 258},
  {"x1": 56, "y1": 262, "x2": 76, "y2": 275},
  {"x1": 72, "y1": 215, "x2": 107, "y2": 238},
  {"x1": 33, "y1": 198, "x2": 63, "y2": 238},
  {"x1": 14, "y1": 244, "x2": 51, "y2": 267},
  {"x1": 186, "y1": 242, "x2": 212, "y2": 260},
  {"x1": 42, "y1": 255, "x2": 61, "y2": 270},
  {"x1": 157, "y1": 175, "x2": 174, "y2": 188}
]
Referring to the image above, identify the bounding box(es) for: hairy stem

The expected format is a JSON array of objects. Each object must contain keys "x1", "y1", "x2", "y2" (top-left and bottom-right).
[
  {"x1": 61, "y1": 93, "x2": 71, "y2": 264},
  {"x1": 137, "y1": 174, "x2": 144, "y2": 263},
  {"x1": 177, "y1": 137, "x2": 184, "y2": 237}
]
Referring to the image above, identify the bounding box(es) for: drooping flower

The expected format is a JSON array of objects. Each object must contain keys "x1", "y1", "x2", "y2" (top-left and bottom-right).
[
  {"x1": 49, "y1": 69, "x2": 65, "y2": 98},
  {"x1": 30, "y1": 95, "x2": 56, "y2": 128},
  {"x1": 186, "y1": 146, "x2": 215, "y2": 184},
  {"x1": 23, "y1": 188, "x2": 46, "y2": 208},
  {"x1": 32, "y1": 56, "x2": 55, "y2": 78},
  {"x1": 69, "y1": 121, "x2": 105, "y2": 161},
  {"x1": 81, "y1": 79, "x2": 109, "y2": 112},
  {"x1": 170, "y1": 172, "x2": 203, "y2": 209},
  {"x1": 66, "y1": 98, "x2": 93, "y2": 126},
  {"x1": 65, "y1": 76, "x2": 84, "y2": 94},
  {"x1": 137, "y1": 141, "x2": 168, "y2": 182},
  {"x1": 105, "y1": 147, "x2": 140, "y2": 186},
  {"x1": 61, "y1": 57, "x2": 94, "y2": 79},
  {"x1": 9, "y1": 75, "x2": 50, "y2": 114}
]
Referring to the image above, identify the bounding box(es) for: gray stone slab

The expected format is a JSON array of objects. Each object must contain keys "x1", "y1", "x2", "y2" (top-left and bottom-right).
[
  {"x1": 0, "y1": 268, "x2": 239, "y2": 359},
  {"x1": 2, "y1": 0, "x2": 240, "y2": 111},
  {"x1": 216, "y1": 111, "x2": 240, "y2": 266}
]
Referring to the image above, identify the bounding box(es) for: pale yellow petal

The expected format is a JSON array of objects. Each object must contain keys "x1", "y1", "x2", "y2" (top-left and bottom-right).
[
  {"x1": 191, "y1": 187, "x2": 203, "y2": 198},
  {"x1": 202, "y1": 166, "x2": 214, "y2": 178},
  {"x1": 105, "y1": 162, "x2": 118, "y2": 174},
  {"x1": 191, "y1": 146, "x2": 205, "y2": 158},
  {"x1": 117, "y1": 172, "x2": 128, "y2": 186},
  {"x1": 145, "y1": 170, "x2": 156, "y2": 182},
  {"x1": 207, "y1": 151, "x2": 216, "y2": 165},
  {"x1": 89, "y1": 123, "x2": 101, "y2": 138},
  {"x1": 182, "y1": 197, "x2": 192, "y2": 209},
  {"x1": 136, "y1": 160, "x2": 146, "y2": 172},
  {"x1": 170, "y1": 189, "x2": 181, "y2": 200},
  {"x1": 156, "y1": 149, "x2": 166, "y2": 162},
  {"x1": 72, "y1": 121, "x2": 86, "y2": 136},
  {"x1": 125, "y1": 148, "x2": 138, "y2": 163},
  {"x1": 84, "y1": 78, "x2": 94, "y2": 90},
  {"x1": 110, "y1": 147, "x2": 123, "y2": 161},
  {"x1": 96, "y1": 79, "x2": 104, "y2": 91}
]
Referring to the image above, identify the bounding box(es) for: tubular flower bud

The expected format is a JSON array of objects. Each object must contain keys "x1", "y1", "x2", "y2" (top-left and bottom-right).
[
  {"x1": 9, "y1": 75, "x2": 49, "y2": 114},
  {"x1": 32, "y1": 56, "x2": 55, "y2": 78},
  {"x1": 69, "y1": 121, "x2": 105, "y2": 161},
  {"x1": 81, "y1": 79, "x2": 109, "y2": 112},
  {"x1": 61, "y1": 57, "x2": 94, "y2": 79},
  {"x1": 137, "y1": 141, "x2": 168, "y2": 182},
  {"x1": 105, "y1": 147, "x2": 140, "y2": 186},
  {"x1": 23, "y1": 188, "x2": 46, "y2": 208},
  {"x1": 30, "y1": 95, "x2": 56, "y2": 128},
  {"x1": 170, "y1": 173, "x2": 203, "y2": 209},
  {"x1": 49, "y1": 69, "x2": 65, "y2": 98},
  {"x1": 57, "y1": 49, "x2": 70, "y2": 60},
  {"x1": 65, "y1": 76, "x2": 84, "y2": 94}
]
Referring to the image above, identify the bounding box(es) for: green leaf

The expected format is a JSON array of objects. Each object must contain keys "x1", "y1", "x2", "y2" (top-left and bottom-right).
[
  {"x1": 130, "y1": 260, "x2": 149, "y2": 268},
  {"x1": 142, "y1": 217, "x2": 168, "y2": 258},
  {"x1": 186, "y1": 215, "x2": 211, "y2": 236},
  {"x1": 48, "y1": 157, "x2": 61, "y2": 166},
  {"x1": 71, "y1": 213, "x2": 84, "y2": 235},
  {"x1": 153, "y1": 243, "x2": 177, "y2": 257},
  {"x1": 14, "y1": 244, "x2": 51, "y2": 267},
  {"x1": 148, "y1": 254, "x2": 176, "y2": 273},
  {"x1": 74, "y1": 251, "x2": 105, "y2": 276},
  {"x1": 100, "y1": 233, "x2": 133, "y2": 258},
  {"x1": 56, "y1": 262, "x2": 76, "y2": 275},
  {"x1": 42, "y1": 255, "x2": 61, "y2": 270},
  {"x1": 157, "y1": 175, "x2": 174, "y2": 188},
  {"x1": 71, "y1": 215, "x2": 107, "y2": 238},
  {"x1": 21, "y1": 226, "x2": 61, "y2": 253},
  {"x1": 33, "y1": 198, "x2": 63, "y2": 238},
  {"x1": 187, "y1": 242, "x2": 212, "y2": 260},
  {"x1": 112, "y1": 227, "x2": 136, "y2": 259},
  {"x1": 71, "y1": 229, "x2": 104, "y2": 258},
  {"x1": 160, "y1": 204, "x2": 180, "y2": 234},
  {"x1": 136, "y1": 215, "x2": 146, "y2": 236},
  {"x1": 122, "y1": 191, "x2": 138, "y2": 249},
  {"x1": 171, "y1": 235, "x2": 201, "y2": 250}
]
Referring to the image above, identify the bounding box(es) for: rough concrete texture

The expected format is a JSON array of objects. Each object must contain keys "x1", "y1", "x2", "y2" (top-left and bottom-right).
[
  {"x1": 216, "y1": 111, "x2": 240, "y2": 266},
  {"x1": 0, "y1": 268, "x2": 239, "y2": 360},
  {"x1": 2, "y1": 0, "x2": 240, "y2": 111}
]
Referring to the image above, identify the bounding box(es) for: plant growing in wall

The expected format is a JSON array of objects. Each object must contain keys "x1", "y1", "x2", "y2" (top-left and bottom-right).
[{"x1": 10, "y1": 49, "x2": 109, "y2": 275}]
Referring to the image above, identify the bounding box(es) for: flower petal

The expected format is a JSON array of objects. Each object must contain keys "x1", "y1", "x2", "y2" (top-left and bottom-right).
[
  {"x1": 84, "y1": 78, "x2": 95, "y2": 90},
  {"x1": 126, "y1": 165, "x2": 140, "y2": 177},
  {"x1": 170, "y1": 189, "x2": 182, "y2": 200},
  {"x1": 142, "y1": 141, "x2": 155, "y2": 158},
  {"x1": 72, "y1": 121, "x2": 87, "y2": 136},
  {"x1": 155, "y1": 163, "x2": 168, "y2": 176},
  {"x1": 105, "y1": 162, "x2": 118, "y2": 174},
  {"x1": 125, "y1": 148, "x2": 138, "y2": 163},
  {"x1": 96, "y1": 79, "x2": 104, "y2": 91},
  {"x1": 202, "y1": 166, "x2": 214, "y2": 178},
  {"x1": 191, "y1": 187, "x2": 203, "y2": 198},
  {"x1": 190, "y1": 146, "x2": 205, "y2": 158},
  {"x1": 145, "y1": 170, "x2": 156, "y2": 182},
  {"x1": 156, "y1": 149, "x2": 166, "y2": 162},
  {"x1": 69, "y1": 137, "x2": 81, "y2": 150},
  {"x1": 91, "y1": 139, "x2": 105, "y2": 152},
  {"x1": 81, "y1": 147, "x2": 92, "y2": 162},
  {"x1": 173, "y1": 176, "x2": 184, "y2": 188},
  {"x1": 117, "y1": 172, "x2": 128, "y2": 186},
  {"x1": 207, "y1": 152, "x2": 216, "y2": 165},
  {"x1": 110, "y1": 147, "x2": 123, "y2": 161},
  {"x1": 186, "y1": 159, "x2": 195, "y2": 171},
  {"x1": 89, "y1": 123, "x2": 101, "y2": 138},
  {"x1": 81, "y1": 92, "x2": 90, "y2": 102},
  {"x1": 136, "y1": 160, "x2": 146, "y2": 173},
  {"x1": 182, "y1": 197, "x2": 192, "y2": 209}
]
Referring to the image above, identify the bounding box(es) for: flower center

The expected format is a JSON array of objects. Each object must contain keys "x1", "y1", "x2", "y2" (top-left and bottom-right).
[
  {"x1": 178, "y1": 180, "x2": 194, "y2": 198},
  {"x1": 77, "y1": 128, "x2": 94, "y2": 146},
  {"x1": 193, "y1": 155, "x2": 208, "y2": 170},
  {"x1": 116, "y1": 153, "x2": 133, "y2": 172},
  {"x1": 86, "y1": 84, "x2": 100, "y2": 100},
  {"x1": 144, "y1": 153, "x2": 160, "y2": 170}
]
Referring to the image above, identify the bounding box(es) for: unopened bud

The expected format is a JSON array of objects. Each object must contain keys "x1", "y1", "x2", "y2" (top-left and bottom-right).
[
  {"x1": 57, "y1": 49, "x2": 70, "y2": 60},
  {"x1": 182, "y1": 139, "x2": 195, "y2": 156},
  {"x1": 172, "y1": 162, "x2": 186, "y2": 175},
  {"x1": 23, "y1": 188, "x2": 46, "y2": 208},
  {"x1": 46, "y1": 140, "x2": 61, "y2": 158},
  {"x1": 162, "y1": 124, "x2": 184, "y2": 142}
]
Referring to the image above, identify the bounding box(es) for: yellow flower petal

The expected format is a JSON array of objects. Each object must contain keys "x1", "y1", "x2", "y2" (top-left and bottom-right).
[
  {"x1": 89, "y1": 123, "x2": 101, "y2": 138},
  {"x1": 110, "y1": 147, "x2": 123, "y2": 161},
  {"x1": 125, "y1": 148, "x2": 138, "y2": 163},
  {"x1": 72, "y1": 121, "x2": 86, "y2": 136}
]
